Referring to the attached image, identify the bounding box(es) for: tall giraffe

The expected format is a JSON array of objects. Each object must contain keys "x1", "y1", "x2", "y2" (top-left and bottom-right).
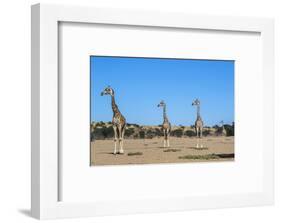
[
  {"x1": 101, "y1": 86, "x2": 126, "y2": 154},
  {"x1": 192, "y1": 99, "x2": 204, "y2": 148},
  {"x1": 157, "y1": 100, "x2": 171, "y2": 148}
]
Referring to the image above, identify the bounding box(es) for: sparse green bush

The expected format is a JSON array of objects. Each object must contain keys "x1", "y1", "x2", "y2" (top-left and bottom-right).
[
  {"x1": 215, "y1": 126, "x2": 224, "y2": 135},
  {"x1": 139, "y1": 130, "x2": 145, "y2": 139},
  {"x1": 171, "y1": 129, "x2": 183, "y2": 137},
  {"x1": 154, "y1": 128, "x2": 162, "y2": 136},
  {"x1": 213, "y1": 124, "x2": 234, "y2": 137},
  {"x1": 91, "y1": 132, "x2": 95, "y2": 141},
  {"x1": 203, "y1": 129, "x2": 211, "y2": 136},
  {"x1": 185, "y1": 130, "x2": 196, "y2": 137},
  {"x1": 146, "y1": 129, "x2": 154, "y2": 139},
  {"x1": 224, "y1": 124, "x2": 234, "y2": 136},
  {"x1": 93, "y1": 126, "x2": 114, "y2": 139},
  {"x1": 125, "y1": 128, "x2": 135, "y2": 137},
  {"x1": 101, "y1": 126, "x2": 114, "y2": 138}
]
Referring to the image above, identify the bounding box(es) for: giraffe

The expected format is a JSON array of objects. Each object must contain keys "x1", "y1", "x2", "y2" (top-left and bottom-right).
[
  {"x1": 157, "y1": 100, "x2": 171, "y2": 148},
  {"x1": 101, "y1": 86, "x2": 126, "y2": 154},
  {"x1": 192, "y1": 99, "x2": 204, "y2": 148}
]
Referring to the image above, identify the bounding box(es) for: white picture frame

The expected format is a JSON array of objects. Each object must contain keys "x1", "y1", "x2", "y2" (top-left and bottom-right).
[{"x1": 31, "y1": 3, "x2": 274, "y2": 220}]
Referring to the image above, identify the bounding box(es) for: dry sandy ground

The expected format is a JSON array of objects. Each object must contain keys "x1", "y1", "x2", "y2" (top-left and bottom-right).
[{"x1": 90, "y1": 136, "x2": 234, "y2": 166}]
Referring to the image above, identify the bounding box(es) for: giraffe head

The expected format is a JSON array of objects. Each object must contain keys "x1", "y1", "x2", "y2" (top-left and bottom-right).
[
  {"x1": 157, "y1": 100, "x2": 166, "y2": 108},
  {"x1": 192, "y1": 99, "x2": 200, "y2": 106},
  {"x1": 101, "y1": 86, "x2": 114, "y2": 96}
]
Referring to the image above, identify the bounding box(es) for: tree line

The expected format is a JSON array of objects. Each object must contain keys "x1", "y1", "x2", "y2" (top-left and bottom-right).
[{"x1": 91, "y1": 122, "x2": 234, "y2": 141}]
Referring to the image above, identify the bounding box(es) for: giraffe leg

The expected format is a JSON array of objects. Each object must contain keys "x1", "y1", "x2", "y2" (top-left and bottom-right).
[
  {"x1": 163, "y1": 130, "x2": 166, "y2": 148},
  {"x1": 113, "y1": 125, "x2": 117, "y2": 155},
  {"x1": 200, "y1": 128, "x2": 203, "y2": 148},
  {"x1": 195, "y1": 127, "x2": 199, "y2": 148},
  {"x1": 167, "y1": 130, "x2": 170, "y2": 147},
  {"x1": 120, "y1": 125, "x2": 126, "y2": 154},
  {"x1": 118, "y1": 125, "x2": 124, "y2": 154}
]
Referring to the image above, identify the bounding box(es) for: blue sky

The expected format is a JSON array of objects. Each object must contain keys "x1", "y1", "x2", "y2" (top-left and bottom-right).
[{"x1": 90, "y1": 56, "x2": 234, "y2": 126}]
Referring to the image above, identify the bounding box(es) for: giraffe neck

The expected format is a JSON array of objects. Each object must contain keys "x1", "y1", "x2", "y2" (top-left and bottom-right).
[
  {"x1": 111, "y1": 95, "x2": 120, "y2": 115},
  {"x1": 163, "y1": 105, "x2": 168, "y2": 121},
  {"x1": 197, "y1": 105, "x2": 201, "y2": 119}
]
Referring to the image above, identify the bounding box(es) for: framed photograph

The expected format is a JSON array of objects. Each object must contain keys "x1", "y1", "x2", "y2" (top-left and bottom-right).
[{"x1": 31, "y1": 4, "x2": 274, "y2": 219}]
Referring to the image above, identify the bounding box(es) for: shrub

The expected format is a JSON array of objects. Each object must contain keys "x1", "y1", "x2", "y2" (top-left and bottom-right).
[
  {"x1": 139, "y1": 130, "x2": 145, "y2": 139},
  {"x1": 171, "y1": 129, "x2": 183, "y2": 137},
  {"x1": 215, "y1": 126, "x2": 223, "y2": 135},
  {"x1": 90, "y1": 131, "x2": 95, "y2": 141},
  {"x1": 203, "y1": 129, "x2": 211, "y2": 136},
  {"x1": 146, "y1": 129, "x2": 154, "y2": 139},
  {"x1": 125, "y1": 128, "x2": 135, "y2": 137},
  {"x1": 154, "y1": 128, "x2": 162, "y2": 136},
  {"x1": 92, "y1": 128, "x2": 103, "y2": 139},
  {"x1": 185, "y1": 130, "x2": 196, "y2": 137},
  {"x1": 101, "y1": 126, "x2": 114, "y2": 138},
  {"x1": 92, "y1": 126, "x2": 114, "y2": 139},
  {"x1": 224, "y1": 124, "x2": 234, "y2": 136}
]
